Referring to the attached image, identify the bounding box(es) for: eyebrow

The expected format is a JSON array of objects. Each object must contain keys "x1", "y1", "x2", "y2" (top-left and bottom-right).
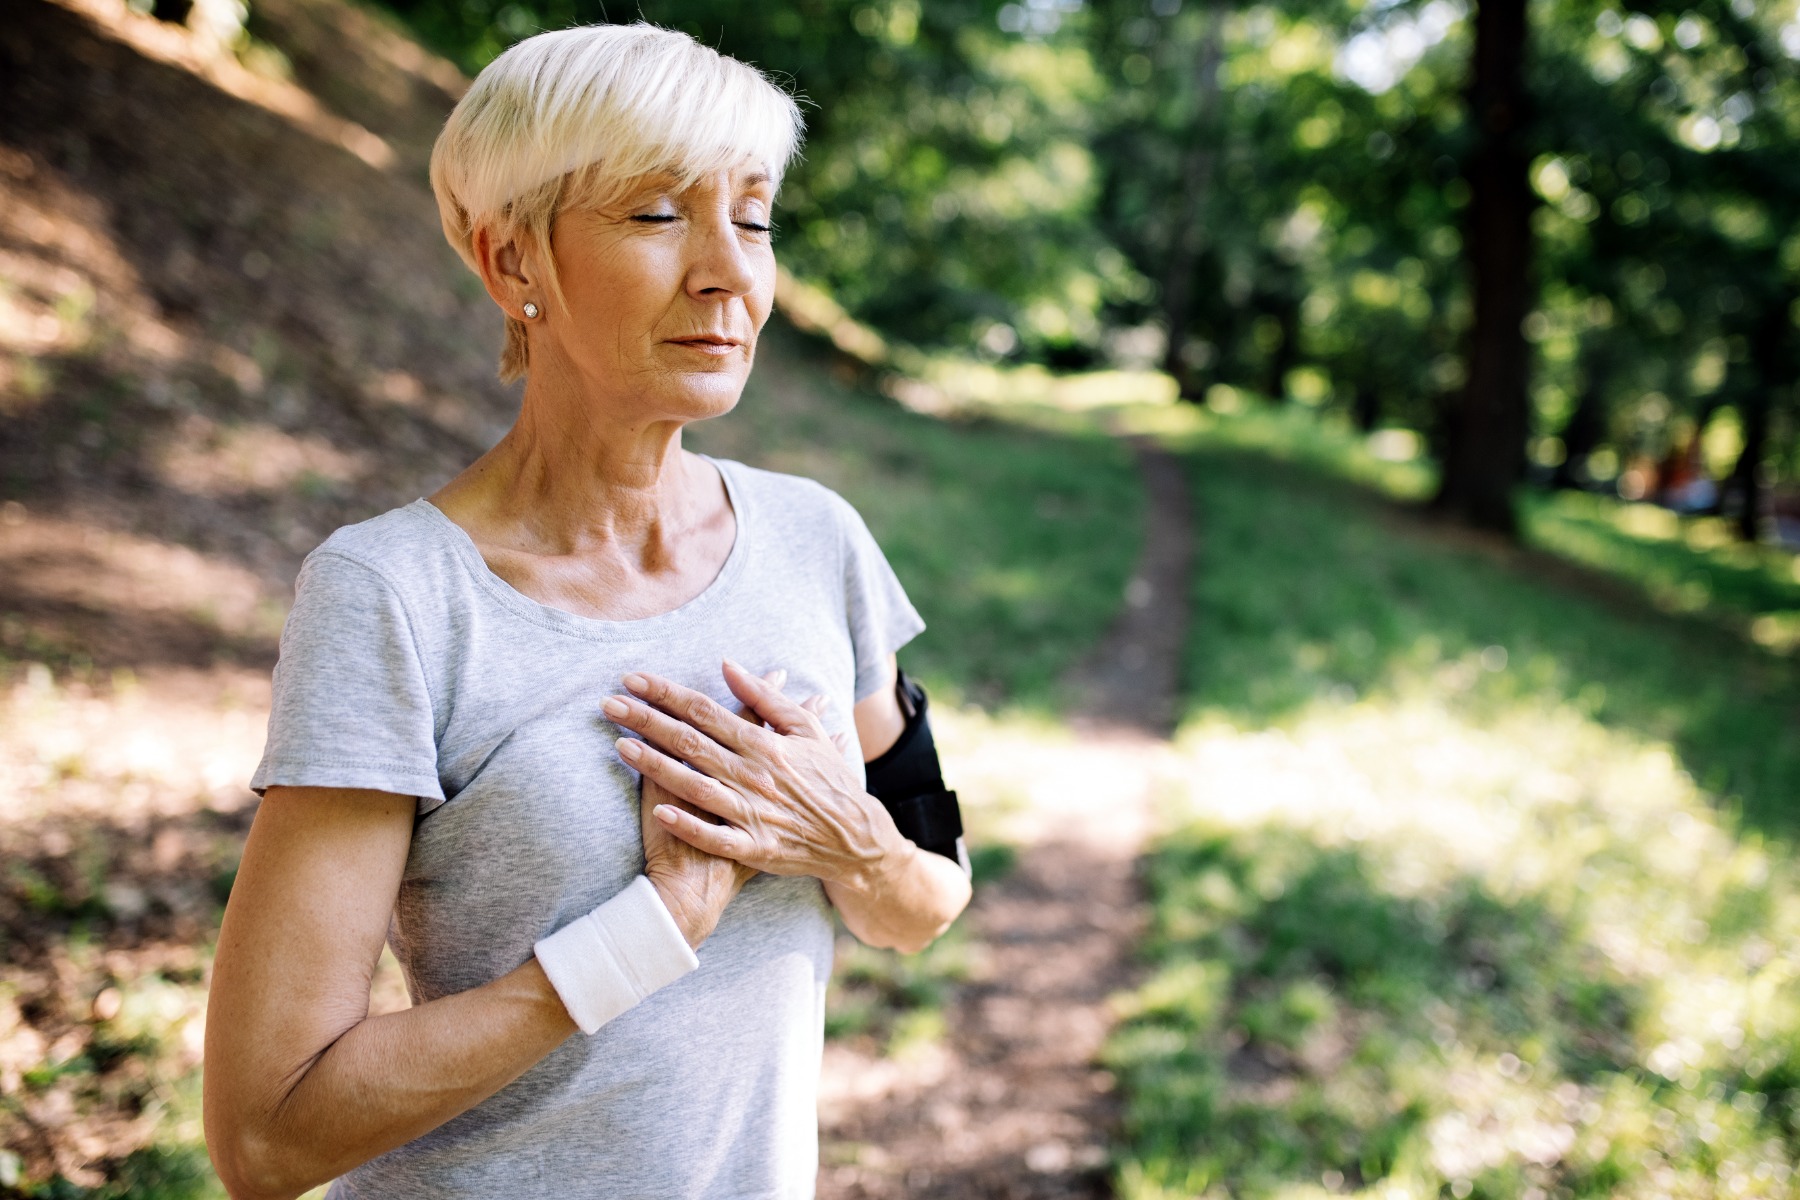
[{"x1": 741, "y1": 172, "x2": 772, "y2": 189}]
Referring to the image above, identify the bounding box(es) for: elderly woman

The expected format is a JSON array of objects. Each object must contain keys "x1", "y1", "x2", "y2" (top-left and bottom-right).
[{"x1": 203, "y1": 23, "x2": 971, "y2": 1200}]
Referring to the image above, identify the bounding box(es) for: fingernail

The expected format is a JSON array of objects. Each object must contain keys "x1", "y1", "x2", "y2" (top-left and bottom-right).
[
  {"x1": 772, "y1": 668, "x2": 788, "y2": 688},
  {"x1": 622, "y1": 673, "x2": 649, "y2": 693},
  {"x1": 616, "y1": 738, "x2": 642, "y2": 760},
  {"x1": 602, "y1": 696, "x2": 629, "y2": 719},
  {"x1": 654, "y1": 804, "x2": 678, "y2": 824},
  {"x1": 723, "y1": 657, "x2": 745, "y2": 675}
]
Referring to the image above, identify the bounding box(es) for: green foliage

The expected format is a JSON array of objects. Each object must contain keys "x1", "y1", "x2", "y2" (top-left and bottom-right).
[
  {"x1": 1110, "y1": 419, "x2": 1800, "y2": 1198},
  {"x1": 369, "y1": 0, "x2": 1800, "y2": 509},
  {"x1": 17, "y1": 1145, "x2": 223, "y2": 1200},
  {"x1": 374, "y1": 0, "x2": 1122, "y2": 356}
]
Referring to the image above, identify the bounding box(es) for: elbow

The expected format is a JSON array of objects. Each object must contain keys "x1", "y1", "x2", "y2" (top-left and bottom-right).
[
  {"x1": 886, "y1": 905, "x2": 962, "y2": 954},
  {"x1": 206, "y1": 1112, "x2": 314, "y2": 1200},
  {"x1": 886, "y1": 924, "x2": 949, "y2": 956},
  {"x1": 887, "y1": 872, "x2": 974, "y2": 955}
]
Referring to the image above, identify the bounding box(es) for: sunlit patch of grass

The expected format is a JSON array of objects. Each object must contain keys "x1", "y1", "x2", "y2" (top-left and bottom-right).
[
  {"x1": 1134, "y1": 393, "x2": 1800, "y2": 648},
  {"x1": 1116, "y1": 394, "x2": 1435, "y2": 503},
  {"x1": 1109, "y1": 434, "x2": 1800, "y2": 1198},
  {"x1": 1176, "y1": 446, "x2": 1800, "y2": 837},
  {"x1": 1116, "y1": 697, "x2": 1800, "y2": 1199},
  {"x1": 1522, "y1": 490, "x2": 1800, "y2": 645}
]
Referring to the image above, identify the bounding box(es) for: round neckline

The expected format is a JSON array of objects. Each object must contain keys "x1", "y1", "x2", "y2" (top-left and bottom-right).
[{"x1": 408, "y1": 453, "x2": 751, "y2": 643}]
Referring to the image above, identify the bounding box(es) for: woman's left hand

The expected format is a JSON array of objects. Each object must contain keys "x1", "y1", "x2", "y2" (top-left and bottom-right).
[{"x1": 603, "y1": 659, "x2": 902, "y2": 891}]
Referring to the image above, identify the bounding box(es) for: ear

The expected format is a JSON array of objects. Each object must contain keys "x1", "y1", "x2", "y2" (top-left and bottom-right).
[{"x1": 470, "y1": 224, "x2": 544, "y2": 321}]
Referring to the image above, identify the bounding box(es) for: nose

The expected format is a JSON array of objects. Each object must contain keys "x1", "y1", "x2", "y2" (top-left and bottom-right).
[{"x1": 684, "y1": 206, "x2": 758, "y2": 302}]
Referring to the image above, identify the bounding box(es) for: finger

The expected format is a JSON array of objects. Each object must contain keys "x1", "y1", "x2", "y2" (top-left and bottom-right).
[
  {"x1": 721, "y1": 658, "x2": 825, "y2": 739},
  {"x1": 741, "y1": 669, "x2": 787, "y2": 729},
  {"x1": 605, "y1": 695, "x2": 738, "y2": 780},
  {"x1": 621, "y1": 672, "x2": 766, "y2": 755},
  {"x1": 617, "y1": 738, "x2": 750, "y2": 826},
  {"x1": 653, "y1": 803, "x2": 755, "y2": 862},
  {"x1": 832, "y1": 731, "x2": 849, "y2": 753}
]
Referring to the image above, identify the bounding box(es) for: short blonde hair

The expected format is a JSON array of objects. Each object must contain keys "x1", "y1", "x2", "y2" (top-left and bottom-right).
[{"x1": 429, "y1": 24, "x2": 805, "y2": 382}]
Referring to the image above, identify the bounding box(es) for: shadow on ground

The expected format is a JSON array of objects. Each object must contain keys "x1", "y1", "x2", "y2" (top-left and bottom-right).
[
  {"x1": 1175, "y1": 442, "x2": 1800, "y2": 843},
  {"x1": 1109, "y1": 825, "x2": 1657, "y2": 1199}
]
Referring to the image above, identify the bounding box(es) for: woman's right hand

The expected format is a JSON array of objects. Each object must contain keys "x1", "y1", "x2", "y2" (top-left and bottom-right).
[{"x1": 635, "y1": 668, "x2": 825, "y2": 948}]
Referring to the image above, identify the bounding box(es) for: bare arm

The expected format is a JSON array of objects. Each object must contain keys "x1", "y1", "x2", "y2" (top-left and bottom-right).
[
  {"x1": 204, "y1": 786, "x2": 732, "y2": 1200},
  {"x1": 606, "y1": 657, "x2": 971, "y2": 955},
  {"x1": 831, "y1": 653, "x2": 971, "y2": 950}
]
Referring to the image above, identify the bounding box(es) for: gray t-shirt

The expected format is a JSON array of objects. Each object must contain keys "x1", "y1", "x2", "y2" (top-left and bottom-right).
[{"x1": 250, "y1": 456, "x2": 925, "y2": 1199}]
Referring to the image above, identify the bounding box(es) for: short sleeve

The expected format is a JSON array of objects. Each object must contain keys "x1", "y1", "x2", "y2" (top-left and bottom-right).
[
  {"x1": 835, "y1": 496, "x2": 927, "y2": 702},
  {"x1": 250, "y1": 550, "x2": 444, "y2": 805}
]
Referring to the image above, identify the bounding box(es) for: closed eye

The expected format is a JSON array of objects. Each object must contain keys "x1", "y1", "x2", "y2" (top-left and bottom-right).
[
  {"x1": 630, "y1": 213, "x2": 679, "y2": 224},
  {"x1": 737, "y1": 221, "x2": 773, "y2": 234}
]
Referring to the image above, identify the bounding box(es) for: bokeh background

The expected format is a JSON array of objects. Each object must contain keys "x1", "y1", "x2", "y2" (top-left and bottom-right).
[{"x1": 1, "y1": 0, "x2": 1798, "y2": 1196}]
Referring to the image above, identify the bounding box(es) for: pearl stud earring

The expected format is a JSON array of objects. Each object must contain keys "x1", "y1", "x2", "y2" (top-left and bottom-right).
[{"x1": 522, "y1": 302, "x2": 540, "y2": 319}]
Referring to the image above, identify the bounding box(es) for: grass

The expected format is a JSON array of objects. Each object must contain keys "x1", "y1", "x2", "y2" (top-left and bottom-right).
[
  {"x1": 1107, "y1": 401, "x2": 1800, "y2": 1199},
  {"x1": 1521, "y1": 491, "x2": 1800, "y2": 654},
  {"x1": 825, "y1": 923, "x2": 981, "y2": 1055}
]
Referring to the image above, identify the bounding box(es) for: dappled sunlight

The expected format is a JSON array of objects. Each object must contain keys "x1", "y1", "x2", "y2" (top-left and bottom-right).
[
  {"x1": 1111, "y1": 422, "x2": 1800, "y2": 1199},
  {"x1": 0, "y1": 510, "x2": 285, "y2": 676},
  {"x1": 155, "y1": 421, "x2": 368, "y2": 500},
  {"x1": 1114, "y1": 686, "x2": 1800, "y2": 1198},
  {"x1": 932, "y1": 701, "x2": 1168, "y2": 852},
  {"x1": 1523, "y1": 491, "x2": 1800, "y2": 654},
  {"x1": 53, "y1": 0, "x2": 398, "y2": 169},
  {"x1": 1173, "y1": 691, "x2": 1795, "y2": 1005},
  {"x1": 0, "y1": 660, "x2": 267, "y2": 828},
  {"x1": 1175, "y1": 424, "x2": 1800, "y2": 841},
  {"x1": 0, "y1": 655, "x2": 260, "y2": 1194}
]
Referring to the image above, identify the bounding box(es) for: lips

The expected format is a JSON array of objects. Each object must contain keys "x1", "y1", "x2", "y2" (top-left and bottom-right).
[
  {"x1": 667, "y1": 335, "x2": 744, "y2": 348},
  {"x1": 666, "y1": 334, "x2": 746, "y2": 358}
]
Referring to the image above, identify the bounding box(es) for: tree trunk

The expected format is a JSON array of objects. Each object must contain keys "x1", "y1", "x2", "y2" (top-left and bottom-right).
[
  {"x1": 1552, "y1": 340, "x2": 1608, "y2": 489},
  {"x1": 1262, "y1": 301, "x2": 1300, "y2": 402},
  {"x1": 1726, "y1": 304, "x2": 1786, "y2": 541},
  {"x1": 1727, "y1": 393, "x2": 1769, "y2": 542},
  {"x1": 1158, "y1": 13, "x2": 1225, "y2": 398},
  {"x1": 1434, "y1": 0, "x2": 1533, "y2": 534},
  {"x1": 1353, "y1": 384, "x2": 1381, "y2": 432}
]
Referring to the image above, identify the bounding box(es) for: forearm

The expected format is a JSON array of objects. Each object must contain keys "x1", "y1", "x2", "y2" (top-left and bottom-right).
[
  {"x1": 212, "y1": 958, "x2": 574, "y2": 1200},
  {"x1": 825, "y1": 837, "x2": 971, "y2": 954}
]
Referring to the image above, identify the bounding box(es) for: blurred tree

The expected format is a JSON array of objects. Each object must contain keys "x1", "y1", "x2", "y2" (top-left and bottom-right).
[
  {"x1": 374, "y1": 0, "x2": 1124, "y2": 358},
  {"x1": 370, "y1": 0, "x2": 1800, "y2": 541},
  {"x1": 1434, "y1": 0, "x2": 1531, "y2": 534}
]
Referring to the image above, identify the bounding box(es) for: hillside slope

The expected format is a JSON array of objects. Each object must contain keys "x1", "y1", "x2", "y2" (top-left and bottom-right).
[{"x1": 0, "y1": 0, "x2": 511, "y2": 621}]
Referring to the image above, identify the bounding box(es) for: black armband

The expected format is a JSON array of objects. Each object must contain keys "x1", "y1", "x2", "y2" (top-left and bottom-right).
[{"x1": 864, "y1": 669, "x2": 964, "y2": 866}]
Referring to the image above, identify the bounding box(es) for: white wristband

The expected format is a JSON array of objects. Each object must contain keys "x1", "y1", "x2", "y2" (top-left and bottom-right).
[{"x1": 533, "y1": 876, "x2": 699, "y2": 1035}]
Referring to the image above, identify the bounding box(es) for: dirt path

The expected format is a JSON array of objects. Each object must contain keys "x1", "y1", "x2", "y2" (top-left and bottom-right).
[{"x1": 817, "y1": 440, "x2": 1194, "y2": 1198}]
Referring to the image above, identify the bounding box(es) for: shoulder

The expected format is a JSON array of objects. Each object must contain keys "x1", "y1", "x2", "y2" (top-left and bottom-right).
[
  {"x1": 712, "y1": 457, "x2": 865, "y2": 538},
  {"x1": 291, "y1": 501, "x2": 464, "y2": 621},
  {"x1": 307, "y1": 502, "x2": 446, "y2": 578}
]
